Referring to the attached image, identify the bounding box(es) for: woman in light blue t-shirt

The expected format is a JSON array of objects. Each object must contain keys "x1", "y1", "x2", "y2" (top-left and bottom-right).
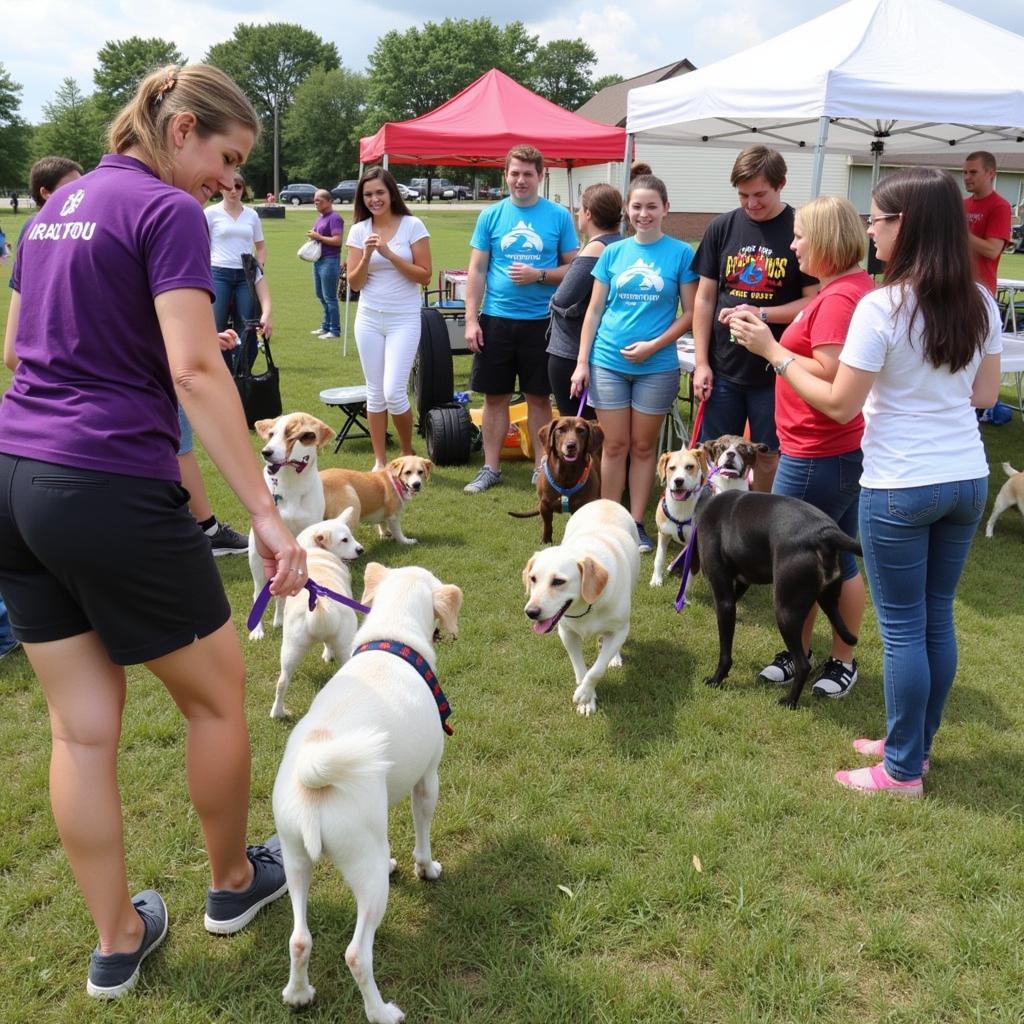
[{"x1": 571, "y1": 174, "x2": 698, "y2": 552}]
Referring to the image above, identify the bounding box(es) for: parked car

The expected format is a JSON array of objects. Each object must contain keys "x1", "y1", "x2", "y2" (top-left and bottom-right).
[
  {"x1": 397, "y1": 183, "x2": 421, "y2": 201},
  {"x1": 409, "y1": 177, "x2": 469, "y2": 199},
  {"x1": 279, "y1": 183, "x2": 317, "y2": 205},
  {"x1": 488, "y1": 187, "x2": 503, "y2": 199},
  {"x1": 441, "y1": 184, "x2": 471, "y2": 200},
  {"x1": 330, "y1": 180, "x2": 359, "y2": 202}
]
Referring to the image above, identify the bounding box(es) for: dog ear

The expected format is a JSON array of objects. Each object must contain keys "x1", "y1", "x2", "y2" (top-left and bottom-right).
[
  {"x1": 361, "y1": 562, "x2": 388, "y2": 605},
  {"x1": 538, "y1": 421, "x2": 553, "y2": 451},
  {"x1": 699, "y1": 438, "x2": 720, "y2": 461},
  {"x1": 586, "y1": 421, "x2": 604, "y2": 457},
  {"x1": 312, "y1": 529, "x2": 330, "y2": 549},
  {"x1": 656, "y1": 451, "x2": 671, "y2": 483},
  {"x1": 433, "y1": 584, "x2": 463, "y2": 638},
  {"x1": 387, "y1": 456, "x2": 405, "y2": 477},
  {"x1": 338, "y1": 505, "x2": 358, "y2": 530},
  {"x1": 420, "y1": 458, "x2": 433, "y2": 480},
  {"x1": 578, "y1": 556, "x2": 609, "y2": 604},
  {"x1": 754, "y1": 443, "x2": 771, "y2": 455},
  {"x1": 522, "y1": 554, "x2": 536, "y2": 593},
  {"x1": 254, "y1": 418, "x2": 277, "y2": 440},
  {"x1": 693, "y1": 447, "x2": 709, "y2": 477},
  {"x1": 314, "y1": 418, "x2": 336, "y2": 449}
]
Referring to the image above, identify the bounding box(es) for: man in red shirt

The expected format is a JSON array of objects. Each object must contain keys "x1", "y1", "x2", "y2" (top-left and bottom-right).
[{"x1": 963, "y1": 150, "x2": 1012, "y2": 295}]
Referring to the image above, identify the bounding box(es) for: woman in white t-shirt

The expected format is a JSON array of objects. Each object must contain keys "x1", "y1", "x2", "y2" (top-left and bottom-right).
[
  {"x1": 734, "y1": 168, "x2": 1002, "y2": 798},
  {"x1": 346, "y1": 167, "x2": 432, "y2": 468},
  {"x1": 204, "y1": 171, "x2": 272, "y2": 369}
]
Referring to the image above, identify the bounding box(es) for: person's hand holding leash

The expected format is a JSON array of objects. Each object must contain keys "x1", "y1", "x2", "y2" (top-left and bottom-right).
[
  {"x1": 570, "y1": 361, "x2": 590, "y2": 398},
  {"x1": 251, "y1": 508, "x2": 306, "y2": 597}
]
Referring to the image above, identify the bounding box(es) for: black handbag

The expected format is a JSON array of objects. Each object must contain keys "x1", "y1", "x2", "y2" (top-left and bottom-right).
[{"x1": 233, "y1": 328, "x2": 282, "y2": 428}]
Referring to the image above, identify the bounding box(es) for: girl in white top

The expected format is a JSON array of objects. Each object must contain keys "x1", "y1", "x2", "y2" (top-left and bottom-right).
[
  {"x1": 346, "y1": 167, "x2": 432, "y2": 468},
  {"x1": 733, "y1": 168, "x2": 1002, "y2": 798}
]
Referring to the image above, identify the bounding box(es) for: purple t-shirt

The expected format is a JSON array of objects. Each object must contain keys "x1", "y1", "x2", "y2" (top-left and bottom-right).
[
  {"x1": 1, "y1": 154, "x2": 214, "y2": 481},
  {"x1": 314, "y1": 210, "x2": 344, "y2": 260}
]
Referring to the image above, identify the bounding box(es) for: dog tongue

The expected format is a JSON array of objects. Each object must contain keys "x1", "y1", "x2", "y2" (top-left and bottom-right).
[
  {"x1": 562, "y1": 452, "x2": 578, "y2": 462},
  {"x1": 671, "y1": 488, "x2": 687, "y2": 500},
  {"x1": 532, "y1": 615, "x2": 558, "y2": 635}
]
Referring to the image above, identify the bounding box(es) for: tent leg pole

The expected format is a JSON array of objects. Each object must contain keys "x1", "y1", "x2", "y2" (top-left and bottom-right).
[
  {"x1": 620, "y1": 134, "x2": 635, "y2": 232},
  {"x1": 567, "y1": 164, "x2": 574, "y2": 211},
  {"x1": 811, "y1": 116, "x2": 829, "y2": 198},
  {"x1": 343, "y1": 288, "x2": 350, "y2": 358}
]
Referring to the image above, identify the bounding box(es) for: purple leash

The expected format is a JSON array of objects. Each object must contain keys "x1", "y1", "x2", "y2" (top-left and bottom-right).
[
  {"x1": 576, "y1": 386, "x2": 589, "y2": 417},
  {"x1": 247, "y1": 577, "x2": 371, "y2": 632},
  {"x1": 668, "y1": 466, "x2": 723, "y2": 612}
]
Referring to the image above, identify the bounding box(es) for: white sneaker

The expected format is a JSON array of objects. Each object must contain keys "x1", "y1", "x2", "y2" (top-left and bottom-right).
[
  {"x1": 310, "y1": 328, "x2": 326, "y2": 335},
  {"x1": 318, "y1": 332, "x2": 339, "y2": 339}
]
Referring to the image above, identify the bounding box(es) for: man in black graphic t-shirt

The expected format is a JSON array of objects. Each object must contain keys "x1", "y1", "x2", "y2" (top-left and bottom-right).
[{"x1": 693, "y1": 147, "x2": 817, "y2": 449}]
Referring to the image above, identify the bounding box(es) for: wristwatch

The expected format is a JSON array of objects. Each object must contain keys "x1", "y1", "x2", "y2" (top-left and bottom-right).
[
  {"x1": 538, "y1": 269, "x2": 547, "y2": 284},
  {"x1": 758, "y1": 307, "x2": 769, "y2": 322}
]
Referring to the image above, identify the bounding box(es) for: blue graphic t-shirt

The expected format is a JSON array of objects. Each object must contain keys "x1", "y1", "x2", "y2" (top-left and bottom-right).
[
  {"x1": 470, "y1": 197, "x2": 577, "y2": 320},
  {"x1": 590, "y1": 235, "x2": 698, "y2": 375}
]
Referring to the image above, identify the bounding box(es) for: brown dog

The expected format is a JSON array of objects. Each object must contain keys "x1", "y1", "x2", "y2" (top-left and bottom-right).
[{"x1": 509, "y1": 417, "x2": 603, "y2": 544}]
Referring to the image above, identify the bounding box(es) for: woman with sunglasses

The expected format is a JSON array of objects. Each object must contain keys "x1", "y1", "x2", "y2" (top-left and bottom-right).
[
  {"x1": 732, "y1": 168, "x2": 1002, "y2": 797},
  {"x1": 204, "y1": 171, "x2": 272, "y2": 370}
]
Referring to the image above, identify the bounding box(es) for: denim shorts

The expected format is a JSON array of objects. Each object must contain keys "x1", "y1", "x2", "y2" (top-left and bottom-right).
[
  {"x1": 772, "y1": 450, "x2": 863, "y2": 580},
  {"x1": 177, "y1": 404, "x2": 193, "y2": 456},
  {"x1": 589, "y1": 364, "x2": 681, "y2": 416}
]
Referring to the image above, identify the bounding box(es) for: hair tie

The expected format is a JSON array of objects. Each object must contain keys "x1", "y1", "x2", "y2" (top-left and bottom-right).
[{"x1": 153, "y1": 69, "x2": 178, "y2": 106}]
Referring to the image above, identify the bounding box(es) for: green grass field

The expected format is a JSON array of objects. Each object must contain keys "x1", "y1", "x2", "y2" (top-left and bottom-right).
[{"x1": 1, "y1": 207, "x2": 1024, "y2": 1024}]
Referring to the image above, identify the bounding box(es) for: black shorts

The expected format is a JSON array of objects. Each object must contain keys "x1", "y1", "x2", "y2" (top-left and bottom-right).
[
  {"x1": 0, "y1": 454, "x2": 231, "y2": 665},
  {"x1": 470, "y1": 314, "x2": 550, "y2": 397}
]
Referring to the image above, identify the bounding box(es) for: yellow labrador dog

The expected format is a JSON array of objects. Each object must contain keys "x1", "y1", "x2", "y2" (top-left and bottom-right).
[
  {"x1": 523, "y1": 499, "x2": 640, "y2": 716},
  {"x1": 321, "y1": 456, "x2": 433, "y2": 546},
  {"x1": 273, "y1": 563, "x2": 462, "y2": 1023}
]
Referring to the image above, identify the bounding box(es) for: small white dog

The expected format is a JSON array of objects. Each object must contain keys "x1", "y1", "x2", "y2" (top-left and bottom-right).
[
  {"x1": 985, "y1": 462, "x2": 1024, "y2": 537},
  {"x1": 273, "y1": 562, "x2": 463, "y2": 1024},
  {"x1": 523, "y1": 499, "x2": 640, "y2": 716},
  {"x1": 270, "y1": 509, "x2": 365, "y2": 720},
  {"x1": 248, "y1": 412, "x2": 337, "y2": 640},
  {"x1": 651, "y1": 446, "x2": 707, "y2": 587}
]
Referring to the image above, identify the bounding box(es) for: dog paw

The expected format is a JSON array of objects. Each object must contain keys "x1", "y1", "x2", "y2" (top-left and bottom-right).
[
  {"x1": 389, "y1": 857, "x2": 398, "y2": 874},
  {"x1": 609, "y1": 653, "x2": 622, "y2": 669},
  {"x1": 248, "y1": 624, "x2": 265, "y2": 641},
  {"x1": 368, "y1": 1004, "x2": 405, "y2": 1024},
  {"x1": 572, "y1": 684, "x2": 597, "y2": 716},
  {"x1": 269, "y1": 703, "x2": 289, "y2": 720},
  {"x1": 282, "y1": 981, "x2": 316, "y2": 1006},
  {"x1": 575, "y1": 699, "x2": 597, "y2": 716},
  {"x1": 776, "y1": 695, "x2": 800, "y2": 710},
  {"x1": 703, "y1": 675, "x2": 724, "y2": 689},
  {"x1": 398, "y1": 537, "x2": 417, "y2": 545},
  {"x1": 321, "y1": 644, "x2": 333, "y2": 663},
  {"x1": 650, "y1": 574, "x2": 664, "y2": 587},
  {"x1": 414, "y1": 859, "x2": 442, "y2": 881}
]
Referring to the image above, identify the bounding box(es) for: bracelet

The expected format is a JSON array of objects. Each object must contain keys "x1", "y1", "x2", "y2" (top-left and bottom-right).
[{"x1": 773, "y1": 356, "x2": 796, "y2": 376}]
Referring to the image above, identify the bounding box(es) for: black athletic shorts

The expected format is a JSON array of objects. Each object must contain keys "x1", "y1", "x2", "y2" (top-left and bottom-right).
[
  {"x1": 470, "y1": 314, "x2": 550, "y2": 397},
  {"x1": 0, "y1": 454, "x2": 231, "y2": 665}
]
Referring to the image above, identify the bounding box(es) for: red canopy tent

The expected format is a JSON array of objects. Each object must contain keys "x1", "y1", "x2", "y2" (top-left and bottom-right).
[{"x1": 359, "y1": 69, "x2": 625, "y2": 170}]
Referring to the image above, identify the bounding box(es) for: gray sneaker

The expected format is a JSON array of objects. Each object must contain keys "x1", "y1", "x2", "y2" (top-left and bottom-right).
[
  {"x1": 204, "y1": 837, "x2": 288, "y2": 935},
  {"x1": 87, "y1": 890, "x2": 168, "y2": 999},
  {"x1": 464, "y1": 466, "x2": 502, "y2": 494}
]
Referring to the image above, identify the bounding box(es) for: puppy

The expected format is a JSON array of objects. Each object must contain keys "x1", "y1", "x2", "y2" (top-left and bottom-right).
[
  {"x1": 321, "y1": 455, "x2": 433, "y2": 546},
  {"x1": 248, "y1": 412, "x2": 337, "y2": 640},
  {"x1": 700, "y1": 434, "x2": 768, "y2": 493},
  {"x1": 650, "y1": 446, "x2": 707, "y2": 587},
  {"x1": 509, "y1": 416, "x2": 603, "y2": 543},
  {"x1": 273, "y1": 563, "x2": 462, "y2": 1024},
  {"x1": 270, "y1": 509, "x2": 365, "y2": 720},
  {"x1": 985, "y1": 462, "x2": 1024, "y2": 537},
  {"x1": 523, "y1": 499, "x2": 640, "y2": 716},
  {"x1": 695, "y1": 490, "x2": 861, "y2": 708}
]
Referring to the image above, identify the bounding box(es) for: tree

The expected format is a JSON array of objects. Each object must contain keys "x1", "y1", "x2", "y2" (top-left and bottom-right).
[
  {"x1": 93, "y1": 36, "x2": 186, "y2": 119},
  {"x1": 529, "y1": 39, "x2": 598, "y2": 111},
  {"x1": 283, "y1": 68, "x2": 367, "y2": 185},
  {"x1": 0, "y1": 62, "x2": 31, "y2": 188},
  {"x1": 33, "y1": 78, "x2": 105, "y2": 172},
  {"x1": 589, "y1": 73, "x2": 625, "y2": 98},
  {"x1": 361, "y1": 18, "x2": 538, "y2": 135},
  {"x1": 206, "y1": 23, "x2": 340, "y2": 195}
]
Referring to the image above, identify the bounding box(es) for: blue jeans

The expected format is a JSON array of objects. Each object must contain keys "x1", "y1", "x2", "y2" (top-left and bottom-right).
[
  {"x1": 0, "y1": 594, "x2": 15, "y2": 649},
  {"x1": 313, "y1": 258, "x2": 340, "y2": 334},
  {"x1": 859, "y1": 478, "x2": 987, "y2": 780},
  {"x1": 212, "y1": 266, "x2": 258, "y2": 370},
  {"x1": 773, "y1": 450, "x2": 863, "y2": 580},
  {"x1": 698, "y1": 378, "x2": 779, "y2": 450}
]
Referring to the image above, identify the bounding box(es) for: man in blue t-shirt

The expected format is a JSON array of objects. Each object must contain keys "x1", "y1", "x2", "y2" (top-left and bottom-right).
[{"x1": 463, "y1": 145, "x2": 578, "y2": 493}]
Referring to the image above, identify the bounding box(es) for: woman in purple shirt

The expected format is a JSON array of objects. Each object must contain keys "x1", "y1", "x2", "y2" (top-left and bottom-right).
[
  {"x1": 0, "y1": 65, "x2": 304, "y2": 997},
  {"x1": 308, "y1": 189, "x2": 344, "y2": 338}
]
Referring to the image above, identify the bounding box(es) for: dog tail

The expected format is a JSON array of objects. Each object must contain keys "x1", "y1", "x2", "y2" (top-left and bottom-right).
[
  {"x1": 1003, "y1": 462, "x2": 1019, "y2": 478},
  {"x1": 508, "y1": 509, "x2": 541, "y2": 518},
  {"x1": 829, "y1": 528, "x2": 862, "y2": 558}
]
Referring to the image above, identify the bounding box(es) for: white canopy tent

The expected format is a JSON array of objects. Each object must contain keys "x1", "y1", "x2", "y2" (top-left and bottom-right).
[{"x1": 625, "y1": 0, "x2": 1024, "y2": 195}]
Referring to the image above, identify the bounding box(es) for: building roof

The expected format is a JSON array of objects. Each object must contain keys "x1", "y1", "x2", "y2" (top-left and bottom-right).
[{"x1": 575, "y1": 60, "x2": 696, "y2": 127}]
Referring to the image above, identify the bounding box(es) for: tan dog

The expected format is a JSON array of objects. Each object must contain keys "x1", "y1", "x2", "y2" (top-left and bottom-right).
[
  {"x1": 509, "y1": 416, "x2": 603, "y2": 544},
  {"x1": 321, "y1": 455, "x2": 433, "y2": 546},
  {"x1": 986, "y1": 462, "x2": 1024, "y2": 537},
  {"x1": 248, "y1": 412, "x2": 337, "y2": 641},
  {"x1": 523, "y1": 499, "x2": 640, "y2": 716},
  {"x1": 651, "y1": 446, "x2": 708, "y2": 587}
]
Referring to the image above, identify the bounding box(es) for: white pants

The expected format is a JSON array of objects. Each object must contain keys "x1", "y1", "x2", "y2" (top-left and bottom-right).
[{"x1": 354, "y1": 306, "x2": 421, "y2": 414}]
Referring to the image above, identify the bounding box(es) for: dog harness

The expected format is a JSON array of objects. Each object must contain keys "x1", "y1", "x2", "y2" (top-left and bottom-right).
[
  {"x1": 660, "y1": 497, "x2": 695, "y2": 542},
  {"x1": 544, "y1": 456, "x2": 593, "y2": 513},
  {"x1": 246, "y1": 578, "x2": 371, "y2": 632},
  {"x1": 352, "y1": 640, "x2": 453, "y2": 735}
]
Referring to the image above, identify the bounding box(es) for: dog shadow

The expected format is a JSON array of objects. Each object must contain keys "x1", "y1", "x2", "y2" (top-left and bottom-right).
[{"x1": 599, "y1": 638, "x2": 698, "y2": 756}]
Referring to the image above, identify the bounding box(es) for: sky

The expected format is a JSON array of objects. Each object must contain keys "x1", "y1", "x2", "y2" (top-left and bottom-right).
[{"x1": 5, "y1": 0, "x2": 1024, "y2": 124}]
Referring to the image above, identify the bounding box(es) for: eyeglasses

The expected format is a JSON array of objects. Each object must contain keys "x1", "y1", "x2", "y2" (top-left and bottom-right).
[
  {"x1": 226, "y1": 183, "x2": 243, "y2": 192},
  {"x1": 866, "y1": 214, "x2": 899, "y2": 227}
]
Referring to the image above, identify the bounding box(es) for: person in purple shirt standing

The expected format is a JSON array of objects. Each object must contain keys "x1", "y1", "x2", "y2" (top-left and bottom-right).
[
  {"x1": 0, "y1": 64, "x2": 306, "y2": 998},
  {"x1": 308, "y1": 188, "x2": 344, "y2": 339}
]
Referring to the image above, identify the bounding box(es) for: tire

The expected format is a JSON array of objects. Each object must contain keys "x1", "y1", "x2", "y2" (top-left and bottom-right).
[
  {"x1": 414, "y1": 308, "x2": 454, "y2": 431},
  {"x1": 290, "y1": 196, "x2": 301, "y2": 206},
  {"x1": 424, "y1": 405, "x2": 472, "y2": 465}
]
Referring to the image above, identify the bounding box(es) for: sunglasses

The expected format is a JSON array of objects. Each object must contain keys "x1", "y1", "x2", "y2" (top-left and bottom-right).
[{"x1": 226, "y1": 183, "x2": 244, "y2": 192}]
